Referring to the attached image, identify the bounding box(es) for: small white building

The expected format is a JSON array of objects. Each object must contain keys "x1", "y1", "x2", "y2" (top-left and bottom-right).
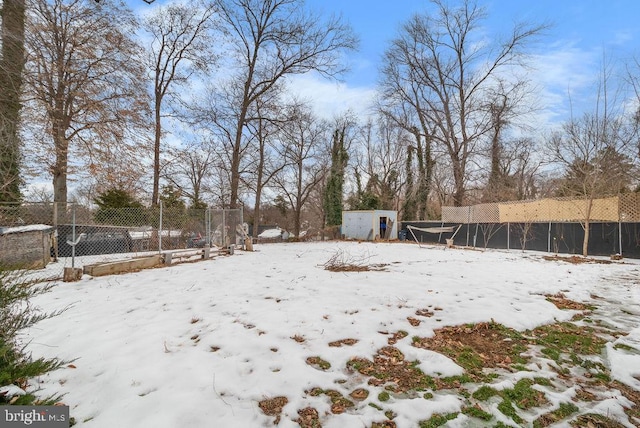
[{"x1": 341, "y1": 210, "x2": 398, "y2": 241}]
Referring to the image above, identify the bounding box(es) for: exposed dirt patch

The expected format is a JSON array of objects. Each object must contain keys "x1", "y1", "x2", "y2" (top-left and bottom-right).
[
  {"x1": 259, "y1": 396, "x2": 288, "y2": 424},
  {"x1": 306, "y1": 356, "x2": 331, "y2": 371},
  {"x1": 296, "y1": 407, "x2": 321, "y2": 428},
  {"x1": 542, "y1": 255, "x2": 613, "y2": 264},
  {"x1": 323, "y1": 263, "x2": 388, "y2": 272},
  {"x1": 347, "y1": 346, "x2": 434, "y2": 393},
  {"x1": 571, "y1": 413, "x2": 627, "y2": 427},
  {"x1": 407, "y1": 317, "x2": 421, "y2": 326},
  {"x1": 328, "y1": 338, "x2": 358, "y2": 347},
  {"x1": 546, "y1": 293, "x2": 593, "y2": 311},
  {"x1": 371, "y1": 421, "x2": 397, "y2": 428},
  {"x1": 291, "y1": 335, "x2": 306, "y2": 343},
  {"x1": 349, "y1": 388, "x2": 369, "y2": 401},
  {"x1": 412, "y1": 322, "x2": 527, "y2": 375},
  {"x1": 385, "y1": 330, "x2": 408, "y2": 345},
  {"x1": 415, "y1": 308, "x2": 434, "y2": 317},
  {"x1": 610, "y1": 380, "x2": 640, "y2": 421}
]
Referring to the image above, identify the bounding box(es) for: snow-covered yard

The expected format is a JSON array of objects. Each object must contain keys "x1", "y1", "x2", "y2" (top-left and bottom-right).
[{"x1": 21, "y1": 241, "x2": 640, "y2": 427}]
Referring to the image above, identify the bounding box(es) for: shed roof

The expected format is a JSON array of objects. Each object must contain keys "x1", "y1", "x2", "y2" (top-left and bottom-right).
[{"x1": 0, "y1": 224, "x2": 54, "y2": 235}]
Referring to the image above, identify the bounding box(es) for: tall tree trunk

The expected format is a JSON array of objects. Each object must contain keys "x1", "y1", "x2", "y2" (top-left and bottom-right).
[
  {"x1": 152, "y1": 97, "x2": 162, "y2": 205},
  {"x1": 452, "y1": 157, "x2": 465, "y2": 207},
  {"x1": 402, "y1": 145, "x2": 416, "y2": 220},
  {"x1": 51, "y1": 110, "x2": 69, "y2": 205},
  {"x1": 582, "y1": 198, "x2": 593, "y2": 256},
  {"x1": 253, "y1": 143, "x2": 264, "y2": 238},
  {"x1": 52, "y1": 140, "x2": 69, "y2": 207},
  {"x1": 0, "y1": 0, "x2": 26, "y2": 203}
]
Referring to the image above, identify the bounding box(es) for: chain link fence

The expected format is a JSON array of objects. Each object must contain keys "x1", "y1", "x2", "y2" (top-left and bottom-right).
[
  {"x1": 0, "y1": 202, "x2": 243, "y2": 281},
  {"x1": 406, "y1": 194, "x2": 640, "y2": 257}
]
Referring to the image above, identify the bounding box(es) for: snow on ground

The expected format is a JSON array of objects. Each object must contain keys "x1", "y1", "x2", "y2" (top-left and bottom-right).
[{"x1": 19, "y1": 241, "x2": 640, "y2": 427}]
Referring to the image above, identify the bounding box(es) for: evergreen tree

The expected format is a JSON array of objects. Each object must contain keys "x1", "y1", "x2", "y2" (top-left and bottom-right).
[
  {"x1": 94, "y1": 188, "x2": 146, "y2": 226},
  {"x1": 323, "y1": 128, "x2": 348, "y2": 226},
  {"x1": 159, "y1": 185, "x2": 186, "y2": 210}
]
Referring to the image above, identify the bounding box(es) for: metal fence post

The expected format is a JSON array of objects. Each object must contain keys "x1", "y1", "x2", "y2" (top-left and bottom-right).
[
  {"x1": 71, "y1": 204, "x2": 76, "y2": 268},
  {"x1": 547, "y1": 221, "x2": 551, "y2": 253},
  {"x1": 206, "y1": 209, "x2": 211, "y2": 247},
  {"x1": 159, "y1": 201, "x2": 163, "y2": 253},
  {"x1": 507, "y1": 222, "x2": 510, "y2": 250},
  {"x1": 619, "y1": 220, "x2": 623, "y2": 256},
  {"x1": 466, "y1": 206, "x2": 471, "y2": 246},
  {"x1": 222, "y1": 209, "x2": 226, "y2": 247}
]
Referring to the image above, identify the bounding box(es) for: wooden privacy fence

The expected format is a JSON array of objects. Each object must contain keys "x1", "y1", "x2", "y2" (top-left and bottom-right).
[{"x1": 441, "y1": 194, "x2": 640, "y2": 224}]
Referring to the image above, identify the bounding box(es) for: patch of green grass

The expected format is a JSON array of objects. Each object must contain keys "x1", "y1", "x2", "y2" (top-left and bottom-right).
[
  {"x1": 308, "y1": 387, "x2": 324, "y2": 396},
  {"x1": 592, "y1": 372, "x2": 611, "y2": 383},
  {"x1": 534, "y1": 377, "x2": 553, "y2": 387},
  {"x1": 368, "y1": 402, "x2": 383, "y2": 411},
  {"x1": 556, "y1": 402, "x2": 579, "y2": 417},
  {"x1": 541, "y1": 347, "x2": 561, "y2": 362},
  {"x1": 324, "y1": 390, "x2": 354, "y2": 409},
  {"x1": 580, "y1": 359, "x2": 606, "y2": 372},
  {"x1": 472, "y1": 385, "x2": 499, "y2": 401},
  {"x1": 378, "y1": 391, "x2": 390, "y2": 402},
  {"x1": 346, "y1": 358, "x2": 370, "y2": 373},
  {"x1": 423, "y1": 392, "x2": 434, "y2": 399},
  {"x1": 497, "y1": 399, "x2": 524, "y2": 425},
  {"x1": 306, "y1": 356, "x2": 331, "y2": 370},
  {"x1": 456, "y1": 347, "x2": 484, "y2": 370},
  {"x1": 511, "y1": 363, "x2": 530, "y2": 372},
  {"x1": 533, "y1": 322, "x2": 606, "y2": 357},
  {"x1": 613, "y1": 343, "x2": 636, "y2": 352},
  {"x1": 462, "y1": 405, "x2": 492, "y2": 421},
  {"x1": 533, "y1": 402, "x2": 579, "y2": 427},
  {"x1": 439, "y1": 374, "x2": 474, "y2": 388},
  {"x1": 419, "y1": 412, "x2": 459, "y2": 428},
  {"x1": 384, "y1": 410, "x2": 396, "y2": 419},
  {"x1": 501, "y1": 378, "x2": 547, "y2": 410}
]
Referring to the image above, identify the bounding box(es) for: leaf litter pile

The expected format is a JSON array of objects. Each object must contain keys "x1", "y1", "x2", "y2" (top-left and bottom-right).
[{"x1": 258, "y1": 292, "x2": 640, "y2": 427}]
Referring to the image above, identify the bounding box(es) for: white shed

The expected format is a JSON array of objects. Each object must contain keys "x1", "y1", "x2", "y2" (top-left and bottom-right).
[{"x1": 341, "y1": 210, "x2": 398, "y2": 241}]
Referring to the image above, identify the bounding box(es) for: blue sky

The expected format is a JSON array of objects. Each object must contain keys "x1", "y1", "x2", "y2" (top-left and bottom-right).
[
  {"x1": 130, "y1": 0, "x2": 640, "y2": 124},
  {"x1": 304, "y1": 0, "x2": 640, "y2": 87},
  {"x1": 288, "y1": 0, "x2": 640, "y2": 124}
]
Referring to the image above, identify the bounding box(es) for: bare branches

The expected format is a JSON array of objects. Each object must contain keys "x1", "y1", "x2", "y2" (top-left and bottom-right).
[
  {"x1": 143, "y1": 0, "x2": 218, "y2": 206},
  {"x1": 210, "y1": 0, "x2": 357, "y2": 208},
  {"x1": 24, "y1": 0, "x2": 149, "y2": 205},
  {"x1": 380, "y1": 0, "x2": 545, "y2": 207}
]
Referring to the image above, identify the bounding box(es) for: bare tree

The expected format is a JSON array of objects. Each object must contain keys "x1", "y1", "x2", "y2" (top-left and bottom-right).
[
  {"x1": 245, "y1": 93, "x2": 295, "y2": 238},
  {"x1": 548, "y1": 60, "x2": 639, "y2": 256},
  {"x1": 274, "y1": 104, "x2": 328, "y2": 237},
  {"x1": 381, "y1": 0, "x2": 545, "y2": 207},
  {"x1": 351, "y1": 117, "x2": 407, "y2": 212},
  {"x1": 163, "y1": 140, "x2": 219, "y2": 208},
  {"x1": 378, "y1": 70, "x2": 436, "y2": 219},
  {"x1": 24, "y1": 0, "x2": 148, "y2": 206},
  {"x1": 482, "y1": 80, "x2": 538, "y2": 202},
  {"x1": 211, "y1": 0, "x2": 357, "y2": 209},
  {"x1": 143, "y1": 0, "x2": 217, "y2": 206}
]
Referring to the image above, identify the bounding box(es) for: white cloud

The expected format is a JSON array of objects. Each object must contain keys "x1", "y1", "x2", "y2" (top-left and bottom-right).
[{"x1": 285, "y1": 73, "x2": 378, "y2": 120}]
